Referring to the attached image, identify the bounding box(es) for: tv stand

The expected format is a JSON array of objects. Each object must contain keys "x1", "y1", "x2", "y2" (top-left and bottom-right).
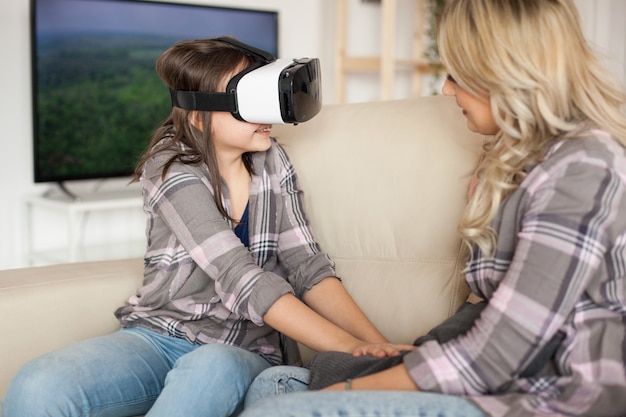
[
  {"x1": 24, "y1": 188, "x2": 145, "y2": 266},
  {"x1": 54, "y1": 181, "x2": 80, "y2": 201}
]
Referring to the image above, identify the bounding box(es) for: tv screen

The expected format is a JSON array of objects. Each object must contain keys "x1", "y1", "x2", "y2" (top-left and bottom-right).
[{"x1": 31, "y1": 0, "x2": 279, "y2": 184}]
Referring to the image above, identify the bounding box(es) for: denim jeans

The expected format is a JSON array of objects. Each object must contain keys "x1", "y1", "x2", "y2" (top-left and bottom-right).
[
  {"x1": 243, "y1": 366, "x2": 485, "y2": 417},
  {"x1": 244, "y1": 365, "x2": 310, "y2": 408},
  {"x1": 1, "y1": 327, "x2": 272, "y2": 417}
]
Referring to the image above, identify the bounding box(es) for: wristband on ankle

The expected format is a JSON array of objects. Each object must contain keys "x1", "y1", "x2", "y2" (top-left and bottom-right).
[{"x1": 345, "y1": 378, "x2": 352, "y2": 390}]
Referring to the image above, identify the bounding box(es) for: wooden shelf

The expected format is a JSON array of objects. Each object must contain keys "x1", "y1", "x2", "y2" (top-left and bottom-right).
[
  {"x1": 341, "y1": 56, "x2": 440, "y2": 72},
  {"x1": 334, "y1": 0, "x2": 441, "y2": 102}
]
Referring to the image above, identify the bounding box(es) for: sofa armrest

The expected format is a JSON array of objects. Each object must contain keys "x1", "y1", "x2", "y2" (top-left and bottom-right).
[{"x1": 0, "y1": 258, "x2": 144, "y2": 399}]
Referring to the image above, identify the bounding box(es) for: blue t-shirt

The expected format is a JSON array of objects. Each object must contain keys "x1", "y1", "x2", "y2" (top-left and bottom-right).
[{"x1": 234, "y1": 202, "x2": 249, "y2": 247}]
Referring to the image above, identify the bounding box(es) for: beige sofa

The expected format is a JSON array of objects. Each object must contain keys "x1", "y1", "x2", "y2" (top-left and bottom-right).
[{"x1": 0, "y1": 95, "x2": 484, "y2": 411}]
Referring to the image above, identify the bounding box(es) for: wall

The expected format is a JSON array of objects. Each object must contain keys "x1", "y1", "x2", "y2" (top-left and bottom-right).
[
  {"x1": 338, "y1": 0, "x2": 626, "y2": 102},
  {"x1": 575, "y1": 0, "x2": 626, "y2": 86},
  {"x1": 1, "y1": 0, "x2": 625, "y2": 270}
]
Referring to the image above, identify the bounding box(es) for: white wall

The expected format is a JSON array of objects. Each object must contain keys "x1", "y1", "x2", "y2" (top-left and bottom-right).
[
  {"x1": 1, "y1": 0, "x2": 35, "y2": 270},
  {"x1": 1, "y1": 0, "x2": 624, "y2": 270},
  {"x1": 574, "y1": 0, "x2": 626, "y2": 85}
]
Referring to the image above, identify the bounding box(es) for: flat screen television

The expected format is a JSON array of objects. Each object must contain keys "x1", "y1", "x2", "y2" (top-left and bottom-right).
[{"x1": 31, "y1": 0, "x2": 279, "y2": 185}]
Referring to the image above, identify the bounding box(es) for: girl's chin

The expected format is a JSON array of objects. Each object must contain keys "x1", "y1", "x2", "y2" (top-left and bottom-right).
[{"x1": 254, "y1": 136, "x2": 273, "y2": 150}]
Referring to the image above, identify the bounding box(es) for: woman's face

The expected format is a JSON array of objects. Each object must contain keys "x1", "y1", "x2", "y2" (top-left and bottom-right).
[{"x1": 442, "y1": 75, "x2": 499, "y2": 136}]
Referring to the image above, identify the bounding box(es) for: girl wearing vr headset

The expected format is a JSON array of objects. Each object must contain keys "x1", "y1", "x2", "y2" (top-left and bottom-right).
[
  {"x1": 238, "y1": 0, "x2": 626, "y2": 416},
  {"x1": 2, "y1": 39, "x2": 412, "y2": 417}
]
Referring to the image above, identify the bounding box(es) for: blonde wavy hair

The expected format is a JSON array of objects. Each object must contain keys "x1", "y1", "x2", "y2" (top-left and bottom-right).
[{"x1": 437, "y1": 0, "x2": 626, "y2": 257}]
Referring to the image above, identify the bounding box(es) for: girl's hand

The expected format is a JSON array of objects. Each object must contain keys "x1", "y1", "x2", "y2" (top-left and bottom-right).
[{"x1": 350, "y1": 342, "x2": 415, "y2": 358}]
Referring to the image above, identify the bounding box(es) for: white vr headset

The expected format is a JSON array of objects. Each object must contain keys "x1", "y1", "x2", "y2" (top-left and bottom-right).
[{"x1": 170, "y1": 37, "x2": 321, "y2": 125}]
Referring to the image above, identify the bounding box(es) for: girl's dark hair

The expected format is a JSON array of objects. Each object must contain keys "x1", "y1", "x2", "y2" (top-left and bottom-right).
[{"x1": 132, "y1": 37, "x2": 257, "y2": 221}]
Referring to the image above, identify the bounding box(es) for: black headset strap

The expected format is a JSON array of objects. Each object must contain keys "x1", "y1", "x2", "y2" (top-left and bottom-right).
[{"x1": 169, "y1": 89, "x2": 237, "y2": 112}]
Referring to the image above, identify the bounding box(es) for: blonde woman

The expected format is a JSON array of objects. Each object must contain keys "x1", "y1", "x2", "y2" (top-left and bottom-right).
[{"x1": 240, "y1": 0, "x2": 626, "y2": 416}]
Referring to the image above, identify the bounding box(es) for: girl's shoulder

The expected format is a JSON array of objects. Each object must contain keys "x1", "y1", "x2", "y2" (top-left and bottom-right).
[
  {"x1": 265, "y1": 137, "x2": 289, "y2": 158},
  {"x1": 143, "y1": 139, "x2": 206, "y2": 181},
  {"x1": 252, "y1": 138, "x2": 293, "y2": 173}
]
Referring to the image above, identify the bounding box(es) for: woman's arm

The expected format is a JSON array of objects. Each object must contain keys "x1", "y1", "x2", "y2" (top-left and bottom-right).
[{"x1": 322, "y1": 364, "x2": 419, "y2": 391}]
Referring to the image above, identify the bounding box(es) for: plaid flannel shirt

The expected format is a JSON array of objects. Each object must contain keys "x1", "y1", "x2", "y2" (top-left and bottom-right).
[
  {"x1": 115, "y1": 138, "x2": 335, "y2": 365},
  {"x1": 405, "y1": 130, "x2": 626, "y2": 417}
]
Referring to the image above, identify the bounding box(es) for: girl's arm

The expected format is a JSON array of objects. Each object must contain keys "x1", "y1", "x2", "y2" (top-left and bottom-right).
[
  {"x1": 303, "y1": 277, "x2": 388, "y2": 344},
  {"x1": 263, "y1": 292, "x2": 412, "y2": 356}
]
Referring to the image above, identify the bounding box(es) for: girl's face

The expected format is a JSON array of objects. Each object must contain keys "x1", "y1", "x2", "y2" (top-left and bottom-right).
[
  {"x1": 209, "y1": 112, "x2": 273, "y2": 158},
  {"x1": 203, "y1": 62, "x2": 273, "y2": 160},
  {"x1": 442, "y1": 75, "x2": 499, "y2": 136}
]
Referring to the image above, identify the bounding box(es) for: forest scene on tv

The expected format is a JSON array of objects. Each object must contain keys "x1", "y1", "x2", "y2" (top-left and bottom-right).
[
  {"x1": 32, "y1": 0, "x2": 278, "y2": 183},
  {"x1": 34, "y1": 32, "x2": 175, "y2": 182}
]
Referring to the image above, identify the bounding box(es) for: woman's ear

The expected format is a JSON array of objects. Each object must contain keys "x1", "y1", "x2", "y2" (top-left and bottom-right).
[{"x1": 189, "y1": 111, "x2": 204, "y2": 131}]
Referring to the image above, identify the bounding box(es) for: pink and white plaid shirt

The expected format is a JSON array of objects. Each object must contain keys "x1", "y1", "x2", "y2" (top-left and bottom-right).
[
  {"x1": 405, "y1": 130, "x2": 626, "y2": 416},
  {"x1": 116, "y1": 138, "x2": 335, "y2": 366}
]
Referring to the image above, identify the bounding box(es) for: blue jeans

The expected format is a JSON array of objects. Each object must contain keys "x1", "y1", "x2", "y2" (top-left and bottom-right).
[
  {"x1": 1, "y1": 327, "x2": 272, "y2": 417},
  {"x1": 244, "y1": 366, "x2": 310, "y2": 408},
  {"x1": 243, "y1": 366, "x2": 485, "y2": 417}
]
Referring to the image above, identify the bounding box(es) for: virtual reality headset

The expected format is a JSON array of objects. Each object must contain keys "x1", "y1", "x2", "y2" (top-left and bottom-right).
[{"x1": 169, "y1": 37, "x2": 321, "y2": 125}]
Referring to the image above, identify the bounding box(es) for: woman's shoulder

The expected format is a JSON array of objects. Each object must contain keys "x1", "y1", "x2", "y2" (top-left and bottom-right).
[
  {"x1": 545, "y1": 129, "x2": 626, "y2": 171},
  {"x1": 520, "y1": 130, "x2": 626, "y2": 197}
]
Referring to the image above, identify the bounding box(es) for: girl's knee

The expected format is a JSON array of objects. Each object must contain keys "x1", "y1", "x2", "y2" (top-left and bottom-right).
[
  {"x1": 252, "y1": 365, "x2": 310, "y2": 388},
  {"x1": 244, "y1": 366, "x2": 310, "y2": 408},
  {"x1": 177, "y1": 344, "x2": 268, "y2": 379},
  {"x1": 150, "y1": 345, "x2": 270, "y2": 416},
  {"x1": 2, "y1": 360, "x2": 77, "y2": 416}
]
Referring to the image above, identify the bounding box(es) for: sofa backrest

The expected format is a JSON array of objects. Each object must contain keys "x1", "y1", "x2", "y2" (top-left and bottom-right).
[{"x1": 272, "y1": 95, "x2": 484, "y2": 346}]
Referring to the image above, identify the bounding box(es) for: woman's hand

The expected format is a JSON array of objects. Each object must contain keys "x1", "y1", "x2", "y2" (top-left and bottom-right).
[{"x1": 350, "y1": 342, "x2": 415, "y2": 358}]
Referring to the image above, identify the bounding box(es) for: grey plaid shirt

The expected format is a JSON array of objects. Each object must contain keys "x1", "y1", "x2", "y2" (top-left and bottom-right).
[
  {"x1": 405, "y1": 130, "x2": 626, "y2": 416},
  {"x1": 116, "y1": 139, "x2": 335, "y2": 365}
]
